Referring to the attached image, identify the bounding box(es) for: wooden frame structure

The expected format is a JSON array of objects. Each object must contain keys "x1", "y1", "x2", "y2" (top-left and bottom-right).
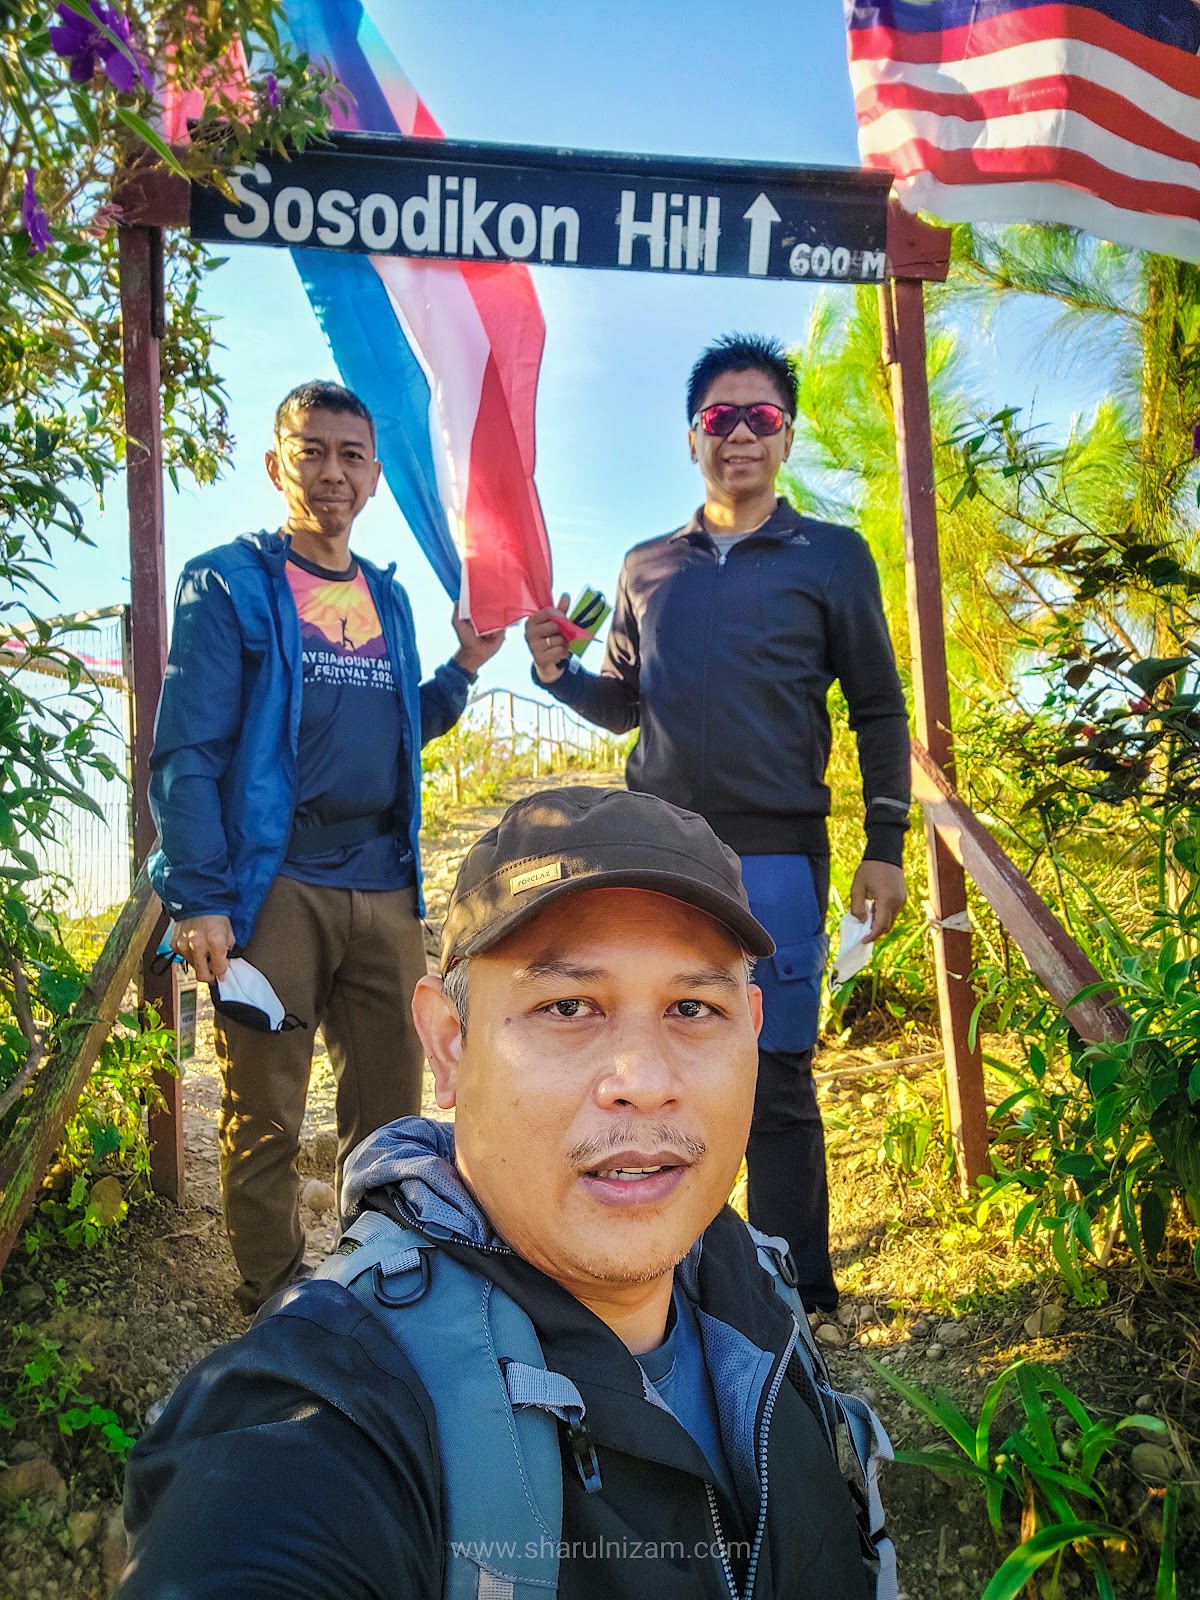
[
  {"x1": 101, "y1": 154, "x2": 1127, "y2": 1213},
  {"x1": 0, "y1": 872, "x2": 161, "y2": 1268}
]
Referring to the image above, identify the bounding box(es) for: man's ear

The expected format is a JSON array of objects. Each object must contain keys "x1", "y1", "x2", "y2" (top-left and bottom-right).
[
  {"x1": 265, "y1": 446, "x2": 284, "y2": 491},
  {"x1": 412, "y1": 974, "x2": 463, "y2": 1109},
  {"x1": 368, "y1": 458, "x2": 382, "y2": 497},
  {"x1": 747, "y1": 982, "x2": 764, "y2": 1040},
  {"x1": 687, "y1": 426, "x2": 698, "y2": 464}
]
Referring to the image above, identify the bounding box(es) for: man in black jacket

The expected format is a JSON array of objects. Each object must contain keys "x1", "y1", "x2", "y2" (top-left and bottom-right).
[
  {"x1": 119, "y1": 788, "x2": 889, "y2": 1600},
  {"x1": 525, "y1": 336, "x2": 911, "y2": 1309}
]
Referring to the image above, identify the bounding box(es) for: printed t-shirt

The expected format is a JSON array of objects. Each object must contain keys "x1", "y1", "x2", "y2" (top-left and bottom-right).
[
  {"x1": 280, "y1": 551, "x2": 413, "y2": 890},
  {"x1": 637, "y1": 1287, "x2": 739, "y2": 1510}
]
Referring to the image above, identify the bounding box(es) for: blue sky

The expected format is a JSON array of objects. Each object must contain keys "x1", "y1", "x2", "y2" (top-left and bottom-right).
[{"x1": 63, "y1": 0, "x2": 1094, "y2": 691}]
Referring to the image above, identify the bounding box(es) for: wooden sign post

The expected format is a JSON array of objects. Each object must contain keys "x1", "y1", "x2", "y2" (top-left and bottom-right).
[
  {"x1": 118, "y1": 215, "x2": 184, "y2": 1205},
  {"x1": 880, "y1": 239, "x2": 990, "y2": 1189}
]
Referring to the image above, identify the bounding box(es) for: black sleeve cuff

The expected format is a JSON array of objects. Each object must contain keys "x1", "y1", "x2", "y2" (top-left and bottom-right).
[
  {"x1": 864, "y1": 824, "x2": 907, "y2": 869},
  {"x1": 530, "y1": 660, "x2": 573, "y2": 700}
]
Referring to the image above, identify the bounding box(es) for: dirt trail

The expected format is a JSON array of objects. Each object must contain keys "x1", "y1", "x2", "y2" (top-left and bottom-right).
[{"x1": 1, "y1": 770, "x2": 1196, "y2": 1598}]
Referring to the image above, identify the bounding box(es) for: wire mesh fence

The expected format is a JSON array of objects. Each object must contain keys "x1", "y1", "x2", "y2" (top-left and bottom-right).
[
  {"x1": 476, "y1": 688, "x2": 627, "y2": 780},
  {"x1": 421, "y1": 688, "x2": 630, "y2": 832},
  {"x1": 1, "y1": 607, "x2": 133, "y2": 922}
]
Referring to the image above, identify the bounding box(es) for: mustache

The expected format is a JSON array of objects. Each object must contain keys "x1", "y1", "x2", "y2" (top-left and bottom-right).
[{"x1": 567, "y1": 1124, "x2": 707, "y2": 1168}]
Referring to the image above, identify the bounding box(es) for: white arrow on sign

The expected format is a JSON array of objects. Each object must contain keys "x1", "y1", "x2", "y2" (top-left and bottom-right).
[{"x1": 744, "y1": 193, "x2": 782, "y2": 276}]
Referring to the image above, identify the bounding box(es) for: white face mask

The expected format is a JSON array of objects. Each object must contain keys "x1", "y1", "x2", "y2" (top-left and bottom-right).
[{"x1": 211, "y1": 958, "x2": 305, "y2": 1034}]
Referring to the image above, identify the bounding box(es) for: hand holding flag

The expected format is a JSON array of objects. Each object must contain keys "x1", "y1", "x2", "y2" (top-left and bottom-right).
[
  {"x1": 451, "y1": 607, "x2": 507, "y2": 677},
  {"x1": 525, "y1": 587, "x2": 610, "y2": 683}
]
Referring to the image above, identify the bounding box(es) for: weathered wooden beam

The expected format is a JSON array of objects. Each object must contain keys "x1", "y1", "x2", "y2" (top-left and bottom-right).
[
  {"x1": 0, "y1": 871, "x2": 162, "y2": 1275},
  {"x1": 120, "y1": 221, "x2": 184, "y2": 1203},
  {"x1": 882, "y1": 273, "x2": 990, "y2": 1193},
  {"x1": 113, "y1": 163, "x2": 190, "y2": 229},
  {"x1": 886, "y1": 199, "x2": 951, "y2": 283},
  {"x1": 911, "y1": 741, "x2": 1129, "y2": 1043}
]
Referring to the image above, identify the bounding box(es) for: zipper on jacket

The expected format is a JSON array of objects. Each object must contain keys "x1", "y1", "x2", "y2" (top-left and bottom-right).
[
  {"x1": 700, "y1": 1313, "x2": 797, "y2": 1600},
  {"x1": 697, "y1": 539, "x2": 722, "y2": 814},
  {"x1": 695, "y1": 531, "x2": 756, "y2": 811},
  {"x1": 704, "y1": 1481, "x2": 739, "y2": 1600},
  {"x1": 251, "y1": 554, "x2": 303, "y2": 922},
  {"x1": 741, "y1": 1318, "x2": 800, "y2": 1600},
  {"x1": 382, "y1": 1191, "x2": 514, "y2": 1257},
  {"x1": 360, "y1": 559, "x2": 424, "y2": 909}
]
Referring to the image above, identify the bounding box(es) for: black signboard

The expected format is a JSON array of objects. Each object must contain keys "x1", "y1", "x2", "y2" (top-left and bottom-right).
[{"x1": 190, "y1": 133, "x2": 893, "y2": 285}]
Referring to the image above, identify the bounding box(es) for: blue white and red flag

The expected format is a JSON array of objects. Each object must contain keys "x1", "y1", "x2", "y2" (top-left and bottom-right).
[
  {"x1": 846, "y1": 1, "x2": 1200, "y2": 259},
  {"x1": 282, "y1": 0, "x2": 553, "y2": 632},
  {"x1": 163, "y1": 0, "x2": 554, "y2": 632}
]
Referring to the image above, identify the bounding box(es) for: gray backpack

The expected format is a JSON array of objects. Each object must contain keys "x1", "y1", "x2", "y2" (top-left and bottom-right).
[{"x1": 313, "y1": 1209, "x2": 896, "y2": 1600}]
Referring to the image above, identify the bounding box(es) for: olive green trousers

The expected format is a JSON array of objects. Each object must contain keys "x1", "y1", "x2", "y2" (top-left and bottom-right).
[{"x1": 214, "y1": 873, "x2": 428, "y2": 1313}]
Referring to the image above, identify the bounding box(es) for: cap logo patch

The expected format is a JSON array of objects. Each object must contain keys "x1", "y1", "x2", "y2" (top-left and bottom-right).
[{"x1": 509, "y1": 861, "x2": 564, "y2": 895}]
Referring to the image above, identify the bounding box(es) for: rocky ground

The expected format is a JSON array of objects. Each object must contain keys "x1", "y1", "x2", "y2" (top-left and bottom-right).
[{"x1": 0, "y1": 770, "x2": 1197, "y2": 1597}]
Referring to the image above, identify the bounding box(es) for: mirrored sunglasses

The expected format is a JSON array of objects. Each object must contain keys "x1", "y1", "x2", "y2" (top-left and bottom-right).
[{"x1": 694, "y1": 403, "x2": 791, "y2": 438}]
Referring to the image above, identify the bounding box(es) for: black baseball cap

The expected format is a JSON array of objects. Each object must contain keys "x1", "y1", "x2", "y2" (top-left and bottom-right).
[{"x1": 440, "y1": 786, "x2": 774, "y2": 970}]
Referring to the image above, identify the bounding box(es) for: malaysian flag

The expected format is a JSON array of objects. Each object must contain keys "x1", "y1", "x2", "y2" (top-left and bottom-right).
[{"x1": 846, "y1": 1, "x2": 1200, "y2": 260}]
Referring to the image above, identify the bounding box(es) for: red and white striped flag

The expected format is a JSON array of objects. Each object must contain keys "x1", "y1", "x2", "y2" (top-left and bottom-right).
[{"x1": 846, "y1": 1, "x2": 1200, "y2": 260}]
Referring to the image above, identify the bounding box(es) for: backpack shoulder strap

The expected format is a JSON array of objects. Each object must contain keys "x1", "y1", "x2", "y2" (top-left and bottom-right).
[
  {"x1": 748, "y1": 1226, "x2": 898, "y2": 1600},
  {"x1": 315, "y1": 1211, "x2": 571, "y2": 1600}
]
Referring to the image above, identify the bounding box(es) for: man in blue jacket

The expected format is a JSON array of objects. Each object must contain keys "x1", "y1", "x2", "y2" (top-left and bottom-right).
[
  {"x1": 149, "y1": 379, "x2": 503, "y2": 1313},
  {"x1": 525, "y1": 336, "x2": 910, "y2": 1310}
]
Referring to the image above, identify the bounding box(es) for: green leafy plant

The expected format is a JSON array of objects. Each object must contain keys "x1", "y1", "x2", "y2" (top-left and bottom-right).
[
  {"x1": 871, "y1": 1355, "x2": 1178, "y2": 1599},
  {"x1": 874, "y1": 1079, "x2": 935, "y2": 1182},
  {"x1": 17, "y1": 1005, "x2": 174, "y2": 1258},
  {"x1": 14, "y1": 1324, "x2": 93, "y2": 1416},
  {"x1": 56, "y1": 1401, "x2": 135, "y2": 1460},
  {"x1": 981, "y1": 897, "x2": 1200, "y2": 1296},
  {"x1": 1157, "y1": 1485, "x2": 1182, "y2": 1600},
  {"x1": 6, "y1": 1322, "x2": 134, "y2": 1460}
]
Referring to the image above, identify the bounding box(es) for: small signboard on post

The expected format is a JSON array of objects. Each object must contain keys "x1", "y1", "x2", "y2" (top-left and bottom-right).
[
  {"x1": 190, "y1": 133, "x2": 893, "y2": 285},
  {"x1": 176, "y1": 976, "x2": 197, "y2": 1067}
]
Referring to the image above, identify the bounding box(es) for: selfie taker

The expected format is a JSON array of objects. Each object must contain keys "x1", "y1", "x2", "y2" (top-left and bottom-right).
[
  {"x1": 148, "y1": 379, "x2": 504, "y2": 1314},
  {"x1": 120, "y1": 788, "x2": 895, "y2": 1600},
  {"x1": 526, "y1": 335, "x2": 910, "y2": 1309}
]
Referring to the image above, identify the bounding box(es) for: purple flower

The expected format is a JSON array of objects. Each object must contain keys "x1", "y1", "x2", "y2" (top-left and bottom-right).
[
  {"x1": 22, "y1": 171, "x2": 52, "y2": 256},
  {"x1": 265, "y1": 73, "x2": 280, "y2": 110},
  {"x1": 1193, "y1": 422, "x2": 1200, "y2": 460},
  {"x1": 48, "y1": 1, "x2": 152, "y2": 94}
]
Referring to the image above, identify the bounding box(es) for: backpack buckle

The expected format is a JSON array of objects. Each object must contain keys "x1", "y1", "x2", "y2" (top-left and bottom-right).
[
  {"x1": 566, "y1": 1420, "x2": 603, "y2": 1495},
  {"x1": 372, "y1": 1251, "x2": 430, "y2": 1308},
  {"x1": 773, "y1": 1247, "x2": 799, "y2": 1289}
]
